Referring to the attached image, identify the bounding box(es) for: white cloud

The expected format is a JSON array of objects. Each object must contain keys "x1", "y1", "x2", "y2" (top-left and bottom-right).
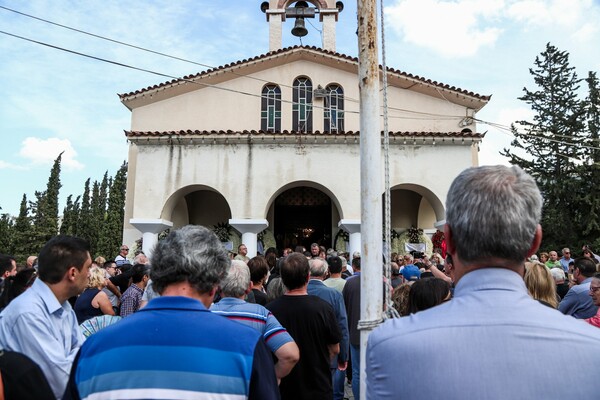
[
  {"x1": 572, "y1": 22, "x2": 598, "y2": 42},
  {"x1": 18, "y1": 137, "x2": 84, "y2": 170},
  {"x1": 506, "y1": 0, "x2": 591, "y2": 28},
  {"x1": 386, "y1": 0, "x2": 505, "y2": 58},
  {"x1": 0, "y1": 161, "x2": 26, "y2": 170}
]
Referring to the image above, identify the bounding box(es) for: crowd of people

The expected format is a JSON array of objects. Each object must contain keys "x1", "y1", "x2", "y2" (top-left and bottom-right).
[{"x1": 1, "y1": 164, "x2": 600, "y2": 399}]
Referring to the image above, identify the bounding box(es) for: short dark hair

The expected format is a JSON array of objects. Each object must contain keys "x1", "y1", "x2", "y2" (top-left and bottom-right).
[
  {"x1": 37, "y1": 236, "x2": 90, "y2": 284},
  {"x1": 352, "y1": 257, "x2": 361, "y2": 270},
  {"x1": 0, "y1": 254, "x2": 15, "y2": 275},
  {"x1": 130, "y1": 264, "x2": 150, "y2": 284},
  {"x1": 408, "y1": 278, "x2": 451, "y2": 314},
  {"x1": 328, "y1": 256, "x2": 343, "y2": 274},
  {"x1": 103, "y1": 260, "x2": 116, "y2": 269},
  {"x1": 247, "y1": 256, "x2": 269, "y2": 285},
  {"x1": 574, "y1": 257, "x2": 597, "y2": 278},
  {"x1": 280, "y1": 253, "x2": 309, "y2": 290}
]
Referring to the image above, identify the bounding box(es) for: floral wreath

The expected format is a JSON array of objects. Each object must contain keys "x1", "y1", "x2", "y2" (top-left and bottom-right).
[
  {"x1": 431, "y1": 230, "x2": 445, "y2": 252},
  {"x1": 213, "y1": 222, "x2": 233, "y2": 242}
]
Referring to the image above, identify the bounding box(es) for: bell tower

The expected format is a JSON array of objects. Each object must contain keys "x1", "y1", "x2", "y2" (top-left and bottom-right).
[{"x1": 261, "y1": 0, "x2": 344, "y2": 52}]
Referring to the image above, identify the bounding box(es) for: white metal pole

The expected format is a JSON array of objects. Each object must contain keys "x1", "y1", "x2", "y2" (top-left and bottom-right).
[{"x1": 356, "y1": 0, "x2": 383, "y2": 398}]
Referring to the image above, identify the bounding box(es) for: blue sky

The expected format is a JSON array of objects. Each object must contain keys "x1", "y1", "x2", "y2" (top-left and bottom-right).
[{"x1": 1, "y1": 0, "x2": 599, "y2": 216}]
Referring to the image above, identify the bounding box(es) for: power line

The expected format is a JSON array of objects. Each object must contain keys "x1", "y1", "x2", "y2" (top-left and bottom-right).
[
  {"x1": 5, "y1": 6, "x2": 595, "y2": 149},
  {"x1": 0, "y1": 27, "x2": 475, "y2": 127},
  {"x1": 474, "y1": 117, "x2": 600, "y2": 151},
  {"x1": 0, "y1": 4, "x2": 473, "y2": 121}
]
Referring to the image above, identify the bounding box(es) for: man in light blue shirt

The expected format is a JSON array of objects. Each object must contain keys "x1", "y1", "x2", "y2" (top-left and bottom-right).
[
  {"x1": 0, "y1": 236, "x2": 90, "y2": 399},
  {"x1": 559, "y1": 247, "x2": 573, "y2": 274},
  {"x1": 366, "y1": 165, "x2": 600, "y2": 399},
  {"x1": 558, "y1": 256, "x2": 598, "y2": 318}
]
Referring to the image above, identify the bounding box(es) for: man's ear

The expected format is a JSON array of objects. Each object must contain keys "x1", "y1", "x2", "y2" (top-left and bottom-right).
[
  {"x1": 66, "y1": 266, "x2": 78, "y2": 282},
  {"x1": 526, "y1": 225, "x2": 543, "y2": 259},
  {"x1": 444, "y1": 223, "x2": 455, "y2": 256}
]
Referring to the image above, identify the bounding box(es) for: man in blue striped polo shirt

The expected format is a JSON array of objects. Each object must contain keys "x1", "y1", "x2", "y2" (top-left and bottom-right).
[
  {"x1": 211, "y1": 259, "x2": 299, "y2": 381},
  {"x1": 64, "y1": 225, "x2": 280, "y2": 400}
]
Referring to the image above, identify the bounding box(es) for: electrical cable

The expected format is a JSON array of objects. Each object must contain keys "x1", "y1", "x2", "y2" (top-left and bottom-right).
[{"x1": 0, "y1": 4, "x2": 480, "y2": 122}]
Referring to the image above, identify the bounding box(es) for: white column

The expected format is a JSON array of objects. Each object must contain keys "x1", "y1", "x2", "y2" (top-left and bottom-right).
[
  {"x1": 434, "y1": 219, "x2": 446, "y2": 231},
  {"x1": 129, "y1": 219, "x2": 173, "y2": 259},
  {"x1": 339, "y1": 219, "x2": 361, "y2": 259},
  {"x1": 321, "y1": 13, "x2": 336, "y2": 51},
  {"x1": 267, "y1": 11, "x2": 284, "y2": 51},
  {"x1": 229, "y1": 219, "x2": 269, "y2": 258}
]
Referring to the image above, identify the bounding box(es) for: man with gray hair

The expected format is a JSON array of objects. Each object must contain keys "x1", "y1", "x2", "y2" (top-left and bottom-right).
[
  {"x1": 211, "y1": 260, "x2": 299, "y2": 380},
  {"x1": 307, "y1": 257, "x2": 349, "y2": 400},
  {"x1": 65, "y1": 225, "x2": 280, "y2": 400},
  {"x1": 366, "y1": 165, "x2": 600, "y2": 399}
]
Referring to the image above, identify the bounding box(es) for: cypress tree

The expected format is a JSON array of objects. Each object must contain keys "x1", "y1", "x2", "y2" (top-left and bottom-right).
[
  {"x1": 98, "y1": 162, "x2": 128, "y2": 260},
  {"x1": 77, "y1": 178, "x2": 92, "y2": 243},
  {"x1": 12, "y1": 194, "x2": 33, "y2": 262},
  {"x1": 60, "y1": 194, "x2": 81, "y2": 236},
  {"x1": 0, "y1": 210, "x2": 14, "y2": 254},
  {"x1": 501, "y1": 43, "x2": 586, "y2": 248},
  {"x1": 578, "y1": 71, "x2": 600, "y2": 246}
]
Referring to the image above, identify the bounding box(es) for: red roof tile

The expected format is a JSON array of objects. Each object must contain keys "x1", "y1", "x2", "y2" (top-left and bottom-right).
[
  {"x1": 124, "y1": 130, "x2": 484, "y2": 139},
  {"x1": 118, "y1": 46, "x2": 491, "y2": 101}
]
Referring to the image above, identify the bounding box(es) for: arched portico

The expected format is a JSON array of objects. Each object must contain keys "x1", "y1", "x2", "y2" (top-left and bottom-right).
[
  {"x1": 265, "y1": 181, "x2": 344, "y2": 250},
  {"x1": 389, "y1": 184, "x2": 445, "y2": 232},
  {"x1": 161, "y1": 185, "x2": 232, "y2": 230}
]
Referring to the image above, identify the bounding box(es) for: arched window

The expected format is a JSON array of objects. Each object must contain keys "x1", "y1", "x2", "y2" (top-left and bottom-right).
[
  {"x1": 261, "y1": 84, "x2": 281, "y2": 132},
  {"x1": 324, "y1": 84, "x2": 344, "y2": 132},
  {"x1": 292, "y1": 77, "x2": 313, "y2": 132}
]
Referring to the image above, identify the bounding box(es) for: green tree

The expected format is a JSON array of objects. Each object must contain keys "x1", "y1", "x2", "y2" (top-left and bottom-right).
[
  {"x1": 578, "y1": 71, "x2": 600, "y2": 247},
  {"x1": 77, "y1": 178, "x2": 92, "y2": 242},
  {"x1": 60, "y1": 194, "x2": 81, "y2": 236},
  {"x1": 87, "y1": 180, "x2": 102, "y2": 254},
  {"x1": 12, "y1": 194, "x2": 33, "y2": 262},
  {"x1": 30, "y1": 153, "x2": 63, "y2": 250},
  {"x1": 0, "y1": 210, "x2": 14, "y2": 254},
  {"x1": 97, "y1": 162, "x2": 127, "y2": 259},
  {"x1": 501, "y1": 43, "x2": 586, "y2": 249}
]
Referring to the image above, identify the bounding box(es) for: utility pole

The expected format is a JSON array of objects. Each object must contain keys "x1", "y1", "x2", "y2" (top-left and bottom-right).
[{"x1": 356, "y1": 0, "x2": 383, "y2": 398}]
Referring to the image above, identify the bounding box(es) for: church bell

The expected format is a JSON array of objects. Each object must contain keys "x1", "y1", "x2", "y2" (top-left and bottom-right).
[{"x1": 291, "y1": 18, "x2": 308, "y2": 37}]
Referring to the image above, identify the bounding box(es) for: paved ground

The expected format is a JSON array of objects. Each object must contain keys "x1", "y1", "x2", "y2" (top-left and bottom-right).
[{"x1": 344, "y1": 380, "x2": 354, "y2": 399}]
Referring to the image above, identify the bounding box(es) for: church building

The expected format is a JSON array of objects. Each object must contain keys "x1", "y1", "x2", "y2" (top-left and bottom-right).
[{"x1": 120, "y1": 0, "x2": 490, "y2": 257}]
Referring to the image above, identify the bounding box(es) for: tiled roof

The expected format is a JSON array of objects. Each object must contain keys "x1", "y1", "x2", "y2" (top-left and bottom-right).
[
  {"x1": 125, "y1": 130, "x2": 484, "y2": 139},
  {"x1": 118, "y1": 46, "x2": 490, "y2": 101}
]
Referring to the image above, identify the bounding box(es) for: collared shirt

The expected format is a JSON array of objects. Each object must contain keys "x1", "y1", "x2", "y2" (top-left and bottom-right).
[
  {"x1": 366, "y1": 268, "x2": 600, "y2": 399},
  {"x1": 211, "y1": 297, "x2": 294, "y2": 354},
  {"x1": 119, "y1": 284, "x2": 144, "y2": 317},
  {"x1": 558, "y1": 277, "x2": 598, "y2": 318},
  {"x1": 323, "y1": 276, "x2": 346, "y2": 293},
  {"x1": 64, "y1": 296, "x2": 279, "y2": 400},
  {"x1": 308, "y1": 279, "x2": 349, "y2": 364},
  {"x1": 559, "y1": 257, "x2": 572, "y2": 273},
  {"x1": 0, "y1": 278, "x2": 84, "y2": 399}
]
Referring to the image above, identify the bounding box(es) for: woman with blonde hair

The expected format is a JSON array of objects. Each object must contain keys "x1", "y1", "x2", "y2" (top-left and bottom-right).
[
  {"x1": 524, "y1": 262, "x2": 559, "y2": 308},
  {"x1": 74, "y1": 266, "x2": 115, "y2": 324}
]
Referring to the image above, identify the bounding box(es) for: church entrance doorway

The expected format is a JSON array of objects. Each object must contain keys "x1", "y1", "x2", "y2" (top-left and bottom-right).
[{"x1": 274, "y1": 186, "x2": 332, "y2": 251}]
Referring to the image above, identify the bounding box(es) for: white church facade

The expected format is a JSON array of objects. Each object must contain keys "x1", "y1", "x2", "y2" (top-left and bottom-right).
[{"x1": 120, "y1": 0, "x2": 490, "y2": 258}]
